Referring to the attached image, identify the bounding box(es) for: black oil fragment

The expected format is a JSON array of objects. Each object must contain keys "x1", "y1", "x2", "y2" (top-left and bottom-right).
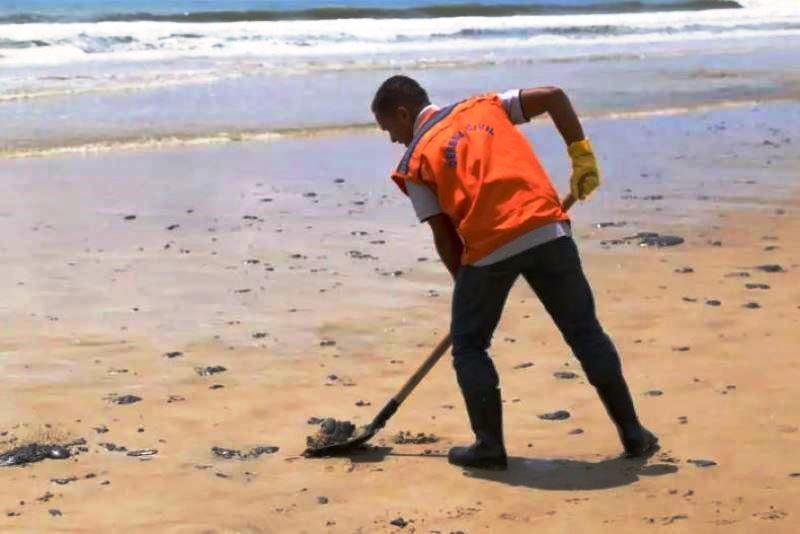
[
  {"x1": 0, "y1": 444, "x2": 70, "y2": 467},
  {"x1": 392, "y1": 431, "x2": 439, "y2": 445},
  {"x1": 553, "y1": 371, "x2": 578, "y2": 380},
  {"x1": 211, "y1": 445, "x2": 278, "y2": 460},
  {"x1": 538, "y1": 410, "x2": 570, "y2": 421},
  {"x1": 687, "y1": 458, "x2": 717, "y2": 467},
  {"x1": 108, "y1": 394, "x2": 142, "y2": 405},
  {"x1": 195, "y1": 365, "x2": 227, "y2": 376}
]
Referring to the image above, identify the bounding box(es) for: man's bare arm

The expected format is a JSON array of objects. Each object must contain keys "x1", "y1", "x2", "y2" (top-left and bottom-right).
[
  {"x1": 427, "y1": 213, "x2": 463, "y2": 279},
  {"x1": 519, "y1": 86, "x2": 585, "y2": 145}
]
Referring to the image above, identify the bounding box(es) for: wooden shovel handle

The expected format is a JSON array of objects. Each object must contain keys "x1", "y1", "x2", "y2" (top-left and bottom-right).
[{"x1": 395, "y1": 332, "x2": 453, "y2": 403}]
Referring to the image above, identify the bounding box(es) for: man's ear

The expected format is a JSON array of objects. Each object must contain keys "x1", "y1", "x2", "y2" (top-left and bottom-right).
[{"x1": 397, "y1": 106, "x2": 411, "y2": 124}]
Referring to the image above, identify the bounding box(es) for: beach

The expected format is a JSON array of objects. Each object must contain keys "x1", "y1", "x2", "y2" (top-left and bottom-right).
[
  {"x1": 1, "y1": 99, "x2": 798, "y2": 531},
  {"x1": 2, "y1": 0, "x2": 799, "y2": 531}
]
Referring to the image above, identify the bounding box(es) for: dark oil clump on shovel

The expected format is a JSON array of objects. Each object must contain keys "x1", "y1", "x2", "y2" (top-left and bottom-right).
[{"x1": 305, "y1": 418, "x2": 356, "y2": 451}]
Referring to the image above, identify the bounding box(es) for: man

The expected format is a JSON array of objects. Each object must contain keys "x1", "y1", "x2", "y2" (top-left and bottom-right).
[{"x1": 371, "y1": 75, "x2": 658, "y2": 470}]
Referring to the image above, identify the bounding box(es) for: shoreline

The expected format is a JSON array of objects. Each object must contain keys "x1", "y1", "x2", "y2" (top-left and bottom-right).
[{"x1": 3, "y1": 95, "x2": 799, "y2": 160}]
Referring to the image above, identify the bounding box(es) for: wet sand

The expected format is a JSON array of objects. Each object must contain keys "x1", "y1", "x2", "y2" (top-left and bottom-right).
[{"x1": 1, "y1": 102, "x2": 799, "y2": 532}]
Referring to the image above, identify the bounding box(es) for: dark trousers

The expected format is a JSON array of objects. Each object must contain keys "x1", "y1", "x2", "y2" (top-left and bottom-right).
[{"x1": 451, "y1": 236, "x2": 623, "y2": 394}]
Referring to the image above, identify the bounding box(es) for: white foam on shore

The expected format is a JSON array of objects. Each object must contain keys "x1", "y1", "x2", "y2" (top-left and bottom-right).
[
  {"x1": 585, "y1": 99, "x2": 776, "y2": 120},
  {"x1": 0, "y1": 69, "x2": 237, "y2": 102},
  {"x1": 0, "y1": 131, "x2": 286, "y2": 159}
]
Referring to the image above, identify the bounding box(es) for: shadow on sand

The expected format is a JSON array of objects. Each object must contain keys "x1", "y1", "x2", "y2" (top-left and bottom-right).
[
  {"x1": 463, "y1": 454, "x2": 678, "y2": 491},
  {"x1": 349, "y1": 447, "x2": 677, "y2": 491},
  {"x1": 328, "y1": 446, "x2": 678, "y2": 492},
  {"x1": 347, "y1": 446, "x2": 395, "y2": 463}
]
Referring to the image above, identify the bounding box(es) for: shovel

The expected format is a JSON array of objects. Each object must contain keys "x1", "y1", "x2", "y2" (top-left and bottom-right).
[{"x1": 303, "y1": 193, "x2": 576, "y2": 457}]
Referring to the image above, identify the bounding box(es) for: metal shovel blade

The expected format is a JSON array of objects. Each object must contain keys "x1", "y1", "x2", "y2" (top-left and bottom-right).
[{"x1": 302, "y1": 424, "x2": 377, "y2": 457}]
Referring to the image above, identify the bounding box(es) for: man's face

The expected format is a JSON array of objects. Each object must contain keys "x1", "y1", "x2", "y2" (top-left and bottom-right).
[{"x1": 375, "y1": 106, "x2": 415, "y2": 147}]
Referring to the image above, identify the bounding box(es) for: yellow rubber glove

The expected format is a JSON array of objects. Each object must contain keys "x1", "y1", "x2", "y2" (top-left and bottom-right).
[{"x1": 568, "y1": 139, "x2": 601, "y2": 200}]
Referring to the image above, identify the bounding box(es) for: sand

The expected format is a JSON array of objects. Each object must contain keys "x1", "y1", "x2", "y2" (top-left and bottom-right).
[{"x1": 1, "y1": 102, "x2": 799, "y2": 533}]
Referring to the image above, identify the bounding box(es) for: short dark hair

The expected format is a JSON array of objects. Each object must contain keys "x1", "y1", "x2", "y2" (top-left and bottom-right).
[{"x1": 371, "y1": 75, "x2": 430, "y2": 115}]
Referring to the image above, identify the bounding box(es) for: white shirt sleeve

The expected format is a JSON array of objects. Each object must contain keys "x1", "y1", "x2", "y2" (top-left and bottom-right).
[
  {"x1": 498, "y1": 88, "x2": 528, "y2": 125},
  {"x1": 406, "y1": 179, "x2": 442, "y2": 223}
]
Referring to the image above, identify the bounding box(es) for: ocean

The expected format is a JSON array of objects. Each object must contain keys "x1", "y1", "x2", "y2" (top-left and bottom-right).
[
  {"x1": 0, "y1": 0, "x2": 798, "y2": 156},
  {"x1": 1, "y1": 0, "x2": 795, "y2": 67}
]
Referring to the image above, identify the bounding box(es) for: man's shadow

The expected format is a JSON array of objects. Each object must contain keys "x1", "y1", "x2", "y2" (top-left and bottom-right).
[
  {"x1": 462, "y1": 454, "x2": 678, "y2": 491},
  {"x1": 339, "y1": 447, "x2": 678, "y2": 492}
]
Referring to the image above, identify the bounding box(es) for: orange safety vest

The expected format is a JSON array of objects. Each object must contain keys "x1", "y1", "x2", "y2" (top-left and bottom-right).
[{"x1": 391, "y1": 93, "x2": 570, "y2": 265}]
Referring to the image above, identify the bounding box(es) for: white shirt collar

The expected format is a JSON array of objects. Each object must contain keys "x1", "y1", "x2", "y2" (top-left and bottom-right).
[{"x1": 413, "y1": 103, "x2": 440, "y2": 134}]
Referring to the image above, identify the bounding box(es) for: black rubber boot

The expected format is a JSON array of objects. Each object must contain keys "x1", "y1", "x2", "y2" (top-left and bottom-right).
[
  {"x1": 448, "y1": 387, "x2": 508, "y2": 470},
  {"x1": 595, "y1": 377, "x2": 659, "y2": 458}
]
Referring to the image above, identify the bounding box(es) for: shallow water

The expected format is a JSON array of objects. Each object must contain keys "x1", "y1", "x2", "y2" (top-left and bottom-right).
[{"x1": 1, "y1": 0, "x2": 798, "y2": 155}]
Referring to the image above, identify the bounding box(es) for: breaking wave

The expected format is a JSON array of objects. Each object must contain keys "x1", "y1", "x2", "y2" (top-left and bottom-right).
[{"x1": 0, "y1": 1, "x2": 742, "y2": 24}]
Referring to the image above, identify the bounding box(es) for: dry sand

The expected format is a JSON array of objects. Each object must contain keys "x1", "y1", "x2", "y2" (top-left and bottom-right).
[{"x1": 1, "y1": 109, "x2": 799, "y2": 533}]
